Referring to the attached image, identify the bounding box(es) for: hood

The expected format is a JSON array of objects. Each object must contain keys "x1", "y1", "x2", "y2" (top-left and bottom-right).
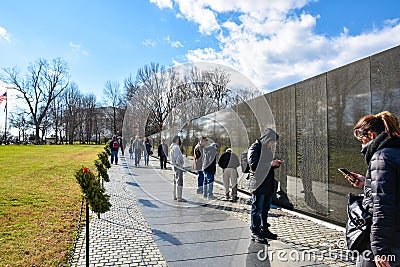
[
  {"x1": 210, "y1": 143, "x2": 218, "y2": 148},
  {"x1": 259, "y1": 128, "x2": 278, "y2": 145}
]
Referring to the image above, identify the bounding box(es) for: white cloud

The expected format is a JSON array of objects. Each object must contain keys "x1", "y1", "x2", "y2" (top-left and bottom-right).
[
  {"x1": 69, "y1": 42, "x2": 89, "y2": 56},
  {"x1": 171, "y1": 41, "x2": 183, "y2": 48},
  {"x1": 142, "y1": 38, "x2": 157, "y2": 47},
  {"x1": 0, "y1": 26, "x2": 11, "y2": 42},
  {"x1": 149, "y1": 0, "x2": 173, "y2": 9},
  {"x1": 164, "y1": 35, "x2": 183, "y2": 48},
  {"x1": 163, "y1": 0, "x2": 400, "y2": 91},
  {"x1": 174, "y1": 0, "x2": 220, "y2": 35}
]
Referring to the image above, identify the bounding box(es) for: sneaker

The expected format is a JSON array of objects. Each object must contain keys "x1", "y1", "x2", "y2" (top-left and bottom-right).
[
  {"x1": 231, "y1": 196, "x2": 238, "y2": 202},
  {"x1": 250, "y1": 232, "x2": 258, "y2": 240},
  {"x1": 177, "y1": 198, "x2": 187, "y2": 202},
  {"x1": 208, "y1": 195, "x2": 217, "y2": 200},
  {"x1": 261, "y1": 229, "x2": 278, "y2": 240},
  {"x1": 225, "y1": 194, "x2": 230, "y2": 200},
  {"x1": 251, "y1": 233, "x2": 268, "y2": 244},
  {"x1": 196, "y1": 189, "x2": 203, "y2": 194}
]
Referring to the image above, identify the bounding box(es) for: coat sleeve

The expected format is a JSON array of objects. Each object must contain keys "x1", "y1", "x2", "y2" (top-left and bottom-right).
[
  {"x1": 370, "y1": 150, "x2": 397, "y2": 256},
  {"x1": 248, "y1": 142, "x2": 260, "y2": 172}
]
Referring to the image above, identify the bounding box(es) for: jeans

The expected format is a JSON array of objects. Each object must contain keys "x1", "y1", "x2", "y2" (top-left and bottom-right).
[
  {"x1": 197, "y1": 171, "x2": 204, "y2": 193},
  {"x1": 144, "y1": 153, "x2": 149, "y2": 165},
  {"x1": 111, "y1": 150, "x2": 118, "y2": 164},
  {"x1": 250, "y1": 193, "x2": 273, "y2": 234},
  {"x1": 203, "y1": 171, "x2": 214, "y2": 197}
]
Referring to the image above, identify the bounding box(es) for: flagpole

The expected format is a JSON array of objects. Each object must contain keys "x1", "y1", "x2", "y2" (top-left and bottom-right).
[{"x1": 4, "y1": 88, "x2": 7, "y2": 144}]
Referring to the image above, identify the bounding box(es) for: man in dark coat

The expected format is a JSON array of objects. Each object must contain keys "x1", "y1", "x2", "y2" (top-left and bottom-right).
[
  {"x1": 218, "y1": 148, "x2": 240, "y2": 201},
  {"x1": 248, "y1": 128, "x2": 283, "y2": 244},
  {"x1": 157, "y1": 139, "x2": 168, "y2": 169}
]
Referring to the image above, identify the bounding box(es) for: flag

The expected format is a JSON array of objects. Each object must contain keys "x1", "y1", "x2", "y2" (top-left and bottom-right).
[{"x1": 0, "y1": 92, "x2": 6, "y2": 105}]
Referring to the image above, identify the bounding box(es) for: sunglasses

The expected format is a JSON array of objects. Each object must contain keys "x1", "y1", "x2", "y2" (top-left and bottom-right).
[{"x1": 354, "y1": 128, "x2": 369, "y2": 141}]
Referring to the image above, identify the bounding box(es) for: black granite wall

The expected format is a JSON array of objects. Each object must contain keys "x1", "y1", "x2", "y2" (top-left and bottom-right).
[{"x1": 150, "y1": 45, "x2": 400, "y2": 225}]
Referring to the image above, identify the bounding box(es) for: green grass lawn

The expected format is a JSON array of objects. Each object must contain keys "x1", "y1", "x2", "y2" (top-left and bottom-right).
[{"x1": 0, "y1": 144, "x2": 103, "y2": 266}]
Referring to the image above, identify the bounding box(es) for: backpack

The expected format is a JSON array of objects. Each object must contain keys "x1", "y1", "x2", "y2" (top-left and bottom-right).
[
  {"x1": 240, "y1": 149, "x2": 250, "y2": 173},
  {"x1": 113, "y1": 140, "x2": 119, "y2": 149},
  {"x1": 241, "y1": 141, "x2": 262, "y2": 173}
]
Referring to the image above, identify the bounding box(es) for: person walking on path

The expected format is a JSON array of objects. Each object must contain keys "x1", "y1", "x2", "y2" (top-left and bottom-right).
[
  {"x1": 345, "y1": 111, "x2": 400, "y2": 267},
  {"x1": 218, "y1": 148, "x2": 240, "y2": 202},
  {"x1": 202, "y1": 142, "x2": 218, "y2": 199},
  {"x1": 109, "y1": 136, "x2": 120, "y2": 165},
  {"x1": 169, "y1": 135, "x2": 187, "y2": 202},
  {"x1": 248, "y1": 128, "x2": 283, "y2": 244},
  {"x1": 128, "y1": 145, "x2": 134, "y2": 159},
  {"x1": 193, "y1": 137, "x2": 208, "y2": 194},
  {"x1": 158, "y1": 139, "x2": 168, "y2": 169},
  {"x1": 118, "y1": 136, "x2": 124, "y2": 156},
  {"x1": 143, "y1": 138, "x2": 152, "y2": 166},
  {"x1": 132, "y1": 135, "x2": 144, "y2": 166}
]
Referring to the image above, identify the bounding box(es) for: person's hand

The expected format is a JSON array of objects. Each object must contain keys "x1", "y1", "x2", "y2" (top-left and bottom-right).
[
  {"x1": 375, "y1": 256, "x2": 391, "y2": 267},
  {"x1": 272, "y1": 159, "x2": 284, "y2": 167},
  {"x1": 346, "y1": 172, "x2": 365, "y2": 188}
]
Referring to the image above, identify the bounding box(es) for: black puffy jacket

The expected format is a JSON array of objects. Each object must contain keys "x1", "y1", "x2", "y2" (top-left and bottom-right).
[{"x1": 361, "y1": 132, "x2": 400, "y2": 256}]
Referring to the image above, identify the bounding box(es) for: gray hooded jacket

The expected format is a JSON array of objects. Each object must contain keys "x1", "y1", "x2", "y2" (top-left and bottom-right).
[
  {"x1": 202, "y1": 143, "x2": 218, "y2": 174},
  {"x1": 247, "y1": 128, "x2": 278, "y2": 193}
]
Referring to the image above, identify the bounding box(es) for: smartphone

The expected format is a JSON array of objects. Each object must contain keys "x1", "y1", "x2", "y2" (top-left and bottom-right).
[{"x1": 338, "y1": 168, "x2": 357, "y2": 183}]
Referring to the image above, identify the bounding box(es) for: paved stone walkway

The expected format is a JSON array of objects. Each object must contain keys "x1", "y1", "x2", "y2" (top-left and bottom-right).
[
  {"x1": 70, "y1": 153, "x2": 355, "y2": 267},
  {"x1": 70, "y1": 157, "x2": 167, "y2": 267}
]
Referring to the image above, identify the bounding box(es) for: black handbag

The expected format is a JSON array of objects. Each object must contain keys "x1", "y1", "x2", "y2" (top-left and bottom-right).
[{"x1": 346, "y1": 193, "x2": 372, "y2": 252}]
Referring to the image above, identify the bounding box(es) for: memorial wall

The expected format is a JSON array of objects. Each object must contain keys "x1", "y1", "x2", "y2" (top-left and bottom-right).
[{"x1": 148, "y1": 45, "x2": 400, "y2": 225}]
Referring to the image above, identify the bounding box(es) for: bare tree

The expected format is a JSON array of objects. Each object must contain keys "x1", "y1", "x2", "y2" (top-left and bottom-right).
[
  {"x1": 63, "y1": 82, "x2": 83, "y2": 144},
  {"x1": 227, "y1": 87, "x2": 264, "y2": 106},
  {"x1": 206, "y1": 67, "x2": 231, "y2": 110},
  {"x1": 131, "y1": 63, "x2": 182, "y2": 136},
  {"x1": 103, "y1": 80, "x2": 125, "y2": 135},
  {"x1": 81, "y1": 93, "x2": 97, "y2": 143},
  {"x1": 9, "y1": 110, "x2": 29, "y2": 143},
  {"x1": 1, "y1": 57, "x2": 69, "y2": 144}
]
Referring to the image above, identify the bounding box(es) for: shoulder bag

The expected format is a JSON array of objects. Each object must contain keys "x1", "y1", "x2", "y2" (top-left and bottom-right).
[{"x1": 346, "y1": 193, "x2": 372, "y2": 252}]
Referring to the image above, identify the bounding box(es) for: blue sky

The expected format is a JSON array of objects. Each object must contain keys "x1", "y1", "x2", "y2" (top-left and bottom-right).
[{"x1": 0, "y1": 0, "x2": 399, "y2": 104}]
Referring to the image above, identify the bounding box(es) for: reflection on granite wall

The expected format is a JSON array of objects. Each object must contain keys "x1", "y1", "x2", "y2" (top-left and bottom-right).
[{"x1": 150, "y1": 45, "x2": 400, "y2": 225}]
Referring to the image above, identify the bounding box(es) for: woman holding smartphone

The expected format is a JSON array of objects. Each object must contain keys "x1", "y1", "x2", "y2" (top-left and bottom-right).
[{"x1": 346, "y1": 111, "x2": 400, "y2": 267}]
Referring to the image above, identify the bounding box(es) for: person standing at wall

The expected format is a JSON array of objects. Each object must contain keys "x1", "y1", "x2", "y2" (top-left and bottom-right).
[
  {"x1": 109, "y1": 136, "x2": 120, "y2": 165},
  {"x1": 218, "y1": 148, "x2": 240, "y2": 202},
  {"x1": 202, "y1": 143, "x2": 218, "y2": 199},
  {"x1": 143, "y1": 137, "x2": 152, "y2": 166},
  {"x1": 345, "y1": 111, "x2": 400, "y2": 267},
  {"x1": 169, "y1": 135, "x2": 187, "y2": 202},
  {"x1": 248, "y1": 128, "x2": 283, "y2": 244},
  {"x1": 193, "y1": 137, "x2": 208, "y2": 194},
  {"x1": 132, "y1": 135, "x2": 144, "y2": 166},
  {"x1": 158, "y1": 139, "x2": 168, "y2": 169}
]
